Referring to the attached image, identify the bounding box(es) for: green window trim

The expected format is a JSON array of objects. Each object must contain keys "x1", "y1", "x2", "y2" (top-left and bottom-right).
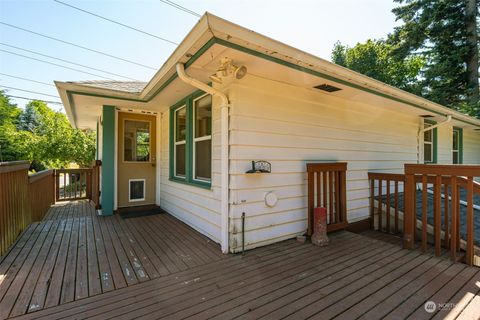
[
  {"x1": 453, "y1": 127, "x2": 463, "y2": 164},
  {"x1": 424, "y1": 119, "x2": 438, "y2": 164},
  {"x1": 169, "y1": 89, "x2": 212, "y2": 189}
]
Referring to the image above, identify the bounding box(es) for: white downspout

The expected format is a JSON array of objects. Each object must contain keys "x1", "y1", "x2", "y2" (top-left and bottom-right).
[
  {"x1": 176, "y1": 63, "x2": 230, "y2": 253},
  {"x1": 417, "y1": 115, "x2": 452, "y2": 163}
]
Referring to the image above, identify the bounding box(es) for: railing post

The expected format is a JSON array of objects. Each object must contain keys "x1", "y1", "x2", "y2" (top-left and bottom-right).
[{"x1": 403, "y1": 169, "x2": 415, "y2": 250}]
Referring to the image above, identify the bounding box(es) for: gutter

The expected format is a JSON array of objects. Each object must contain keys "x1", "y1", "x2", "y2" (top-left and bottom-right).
[
  {"x1": 417, "y1": 115, "x2": 452, "y2": 163},
  {"x1": 176, "y1": 63, "x2": 230, "y2": 254}
]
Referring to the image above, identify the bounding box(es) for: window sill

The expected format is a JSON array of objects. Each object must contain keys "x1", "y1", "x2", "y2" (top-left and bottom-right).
[{"x1": 169, "y1": 177, "x2": 212, "y2": 190}]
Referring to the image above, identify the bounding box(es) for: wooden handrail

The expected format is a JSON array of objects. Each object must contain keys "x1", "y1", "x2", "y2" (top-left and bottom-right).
[
  {"x1": 403, "y1": 164, "x2": 480, "y2": 266},
  {"x1": 306, "y1": 162, "x2": 347, "y2": 235}
]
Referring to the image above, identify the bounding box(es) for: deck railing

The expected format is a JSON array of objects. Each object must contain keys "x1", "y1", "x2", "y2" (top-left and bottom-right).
[
  {"x1": 55, "y1": 168, "x2": 92, "y2": 201},
  {"x1": 404, "y1": 164, "x2": 480, "y2": 266},
  {"x1": 0, "y1": 161, "x2": 55, "y2": 256},
  {"x1": 369, "y1": 164, "x2": 480, "y2": 266},
  {"x1": 307, "y1": 162, "x2": 348, "y2": 235}
]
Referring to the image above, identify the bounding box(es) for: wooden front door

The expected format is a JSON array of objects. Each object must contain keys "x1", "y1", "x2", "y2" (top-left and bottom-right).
[{"x1": 117, "y1": 112, "x2": 157, "y2": 208}]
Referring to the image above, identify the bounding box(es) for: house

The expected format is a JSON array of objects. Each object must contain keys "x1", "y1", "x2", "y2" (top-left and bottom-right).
[{"x1": 55, "y1": 13, "x2": 480, "y2": 254}]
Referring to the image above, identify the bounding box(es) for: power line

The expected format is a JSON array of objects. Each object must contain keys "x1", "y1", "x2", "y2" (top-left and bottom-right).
[
  {"x1": 54, "y1": 0, "x2": 179, "y2": 45},
  {"x1": 159, "y1": 0, "x2": 201, "y2": 17},
  {"x1": 5, "y1": 95, "x2": 63, "y2": 105},
  {"x1": 0, "y1": 73, "x2": 55, "y2": 87},
  {"x1": 0, "y1": 21, "x2": 157, "y2": 70},
  {"x1": 0, "y1": 85, "x2": 60, "y2": 98},
  {"x1": 0, "y1": 43, "x2": 139, "y2": 81},
  {"x1": 0, "y1": 49, "x2": 118, "y2": 80}
]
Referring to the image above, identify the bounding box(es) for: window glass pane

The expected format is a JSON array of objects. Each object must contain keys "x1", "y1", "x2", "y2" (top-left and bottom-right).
[
  {"x1": 195, "y1": 95, "x2": 212, "y2": 138},
  {"x1": 124, "y1": 120, "x2": 150, "y2": 162},
  {"x1": 424, "y1": 127, "x2": 432, "y2": 142},
  {"x1": 453, "y1": 151, "x2": 459, "y2": 164},
  {"x1": 424, "y1": 144, "x2": 432, "y2": 162},
  {"x1": 453, "y1": 130, "x2": 458, "y2": 149},
  {"x1": 175, "y1": 107, "x2": 186, "y2": 142},
  {"x1": 195, "y1": 139, "x2": 211, "y2": 180},
  {"x1": 175, "y1": 144, "x2": 186, "y2": 177},
  {"x1": 130, "y1": 180, "x2": 144, "y2": 200}
]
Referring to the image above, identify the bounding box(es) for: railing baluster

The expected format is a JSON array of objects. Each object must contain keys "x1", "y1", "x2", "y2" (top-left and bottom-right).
[
  {"x1": 316, "y1": 172, "x2": 321, "y2": 208},
  {"x1": 434, "y1": 175, "x2": 441, "y2": 256},
  {"x1": 444, "y1": 183, "x2": 449, "y2": 249},
  {"x1": 422, "y1": 175, "x2": 428, "y2": 252},
  {"x1": 466, "y1": 177, "x2": 474, "y2": 266},
  {"x1": 307, "y1": 170, "x2": 314, "y2": 236},
  {"x1": 335, "y1": 171, "x2": 341, "y2": 224},
  {"x1": 386, "y1": 180, "x2": 391, "y2": 233},
  {"x1": 450, "y1": 176, "x2": 458, "y2": 261},
  {"x1": 328, "y1": 171, "x2": 334, "y2": 223},
  {"x1": 378, "y1": 179, "x2": 383, "y2": 232},
  {"x1": 394, "y1": 180, "x2": 399, "y2": 234},
  {"x1": 370, "y1": 178, "x2": 375, "y2": 229}
]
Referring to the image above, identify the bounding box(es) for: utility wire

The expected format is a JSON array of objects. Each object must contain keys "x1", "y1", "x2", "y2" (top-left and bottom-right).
[
  {"x1": 159, "y1": 0, "x2": 201, "y2": 17},
  {"x1": 0, "y1": 85, "x2": 61, "y2": 98},
  {"x1": 0, "y1": 21, "x2": 157, "y2": 70},
  {"x1": 54, "y1": 0, "x2": 179, "y2": 45},
  {"x1": 0, "y1": 49, "x2": 117, "y2": 80},
  {"x1": 0, "y1": 73, "x2": 55, "y2": 87},
  {"x1": 0, "y1": 43, "x2": 139, "y2": 81},
  {"x1": 5, "y1": 95, "x2": 63, "y2": 105}
]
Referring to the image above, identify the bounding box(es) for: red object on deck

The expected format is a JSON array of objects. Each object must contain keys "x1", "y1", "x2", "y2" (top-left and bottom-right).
[{"x1": 312, "y1": 207, "x2": 329, "y2": 246}]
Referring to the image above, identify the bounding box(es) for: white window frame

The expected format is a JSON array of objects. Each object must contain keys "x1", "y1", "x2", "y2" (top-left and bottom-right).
[
  {"x1": 174, "y1": 105, "x2": 187, "y2": 179},
  {"x1": 423, "y1": 123, "x2": 433, "y2": 163},
  {"x1": 128, "y1": 178, "x2": 146, "y2": 202},
  {"x1": 192, "y1": 94, "x2": 212, "y2": 183},
  {"x1": 452, "y1": 129, "x2": 459, "y2": 164}
]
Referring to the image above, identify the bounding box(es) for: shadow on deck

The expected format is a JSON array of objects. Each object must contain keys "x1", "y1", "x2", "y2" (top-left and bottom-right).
[{"x1": 1, "y1": 201, "x2": 480, "y2": 319}]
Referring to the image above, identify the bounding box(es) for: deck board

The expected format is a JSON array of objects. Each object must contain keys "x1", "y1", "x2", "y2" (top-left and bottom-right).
[{"x1": 1, "y1": 201, "x2": 479, "y2": 320}]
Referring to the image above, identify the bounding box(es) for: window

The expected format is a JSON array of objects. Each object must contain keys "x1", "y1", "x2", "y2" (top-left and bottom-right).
[
  {"x1": 129, "y1": 179, "x2": 145, "y2": 201},
  {"x1": 170, "y1": 91, "x2": 212, "y2": 188},
  {"x1": 174, "y1": 106, "x2": 187, "y2": 177},
  {"x1": 452, "y1": 127, "x2": 463, "y2": 164},
  {"x1": 193, "y1": 95, "x2": 212, "y2": 181},
  {"x1": 124, "y1": 120, "x2": 150, "y2": 162},
  {"x1": 423, "y1": 120, "x2": 437, "y2": 163}
]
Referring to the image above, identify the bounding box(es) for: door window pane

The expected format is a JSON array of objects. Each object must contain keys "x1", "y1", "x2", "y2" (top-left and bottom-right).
[
  {"x1": 195, "y1": 140, "x2": 211, "y2": 180},
  {"x1": 424, "y1": 144, "x2": 432, "y2": 163},
  {"x1": 195, "y1": 95, "x2": 212, "y2": 138},
  {"x1": 124, "y1": 120, "x2": 150, "y2": 162}
]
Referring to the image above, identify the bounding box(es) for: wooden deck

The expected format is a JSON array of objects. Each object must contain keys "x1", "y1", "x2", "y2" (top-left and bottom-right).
[{"x1": 1, "y1": 201, "x2": 480, "y2": 319}]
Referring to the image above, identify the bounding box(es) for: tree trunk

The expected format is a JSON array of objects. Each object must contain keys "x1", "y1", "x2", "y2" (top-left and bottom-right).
[{"x1": 465, "y1": 0, "x2": 479, "y2": 109}]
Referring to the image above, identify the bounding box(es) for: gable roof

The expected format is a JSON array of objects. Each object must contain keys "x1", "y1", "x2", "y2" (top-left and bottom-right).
[
  {"x1": 68, "y1": 81, "x2": 147, "y2": 93},
  {"x1": 55, "y1": 12, "x2": 480, "y2": 129}
]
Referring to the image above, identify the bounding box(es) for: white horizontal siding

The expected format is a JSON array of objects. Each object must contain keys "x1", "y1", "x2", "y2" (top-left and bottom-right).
[
  {"x1": 228, "y1": 75, "x2": 419, "y2": 252},
  {"x1": 159, "y1": 100, "x2": 222, "y2": 244},
  {"x1": 463, "y1": 130, "x2": 480, "y2": 165}
]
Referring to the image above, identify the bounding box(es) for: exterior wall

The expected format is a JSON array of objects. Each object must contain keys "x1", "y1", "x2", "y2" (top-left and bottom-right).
[
  {"x1": 159, "y1": 96, "x2": 223, "y2": 243},
  {"x1": 436, "y1": 125, "x2": 452, "y2": 164},
  {"x1": 463, "y1": 130, "x2": 480, "y2": 164},
  {"x1": 227, "y1": 75, "x2": 420, "y2": 252}
]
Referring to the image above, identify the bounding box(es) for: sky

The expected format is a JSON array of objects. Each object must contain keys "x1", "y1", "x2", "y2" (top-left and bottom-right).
[{"x1": 0, "y1": 0, "x2": 400, "y2": 112}]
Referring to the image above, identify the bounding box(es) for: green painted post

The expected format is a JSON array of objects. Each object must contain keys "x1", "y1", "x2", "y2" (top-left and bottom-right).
[{"x1": 101, "y1": 105, "x2": 115, "y2": 216}]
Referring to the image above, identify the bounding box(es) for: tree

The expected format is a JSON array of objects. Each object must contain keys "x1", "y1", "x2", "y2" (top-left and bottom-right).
[
  {"x1": 0, "y1": 91, "x2": 96, "y2": 168},
  {"x1": 0, "y1": 91, "x2": 23, "y2": 162},
  {"x1": 331, "y1": 39, "x2": 425, "y2": 94},
  {"x1": 389, "y1": 0, "x2": 479, "y2": 115}
]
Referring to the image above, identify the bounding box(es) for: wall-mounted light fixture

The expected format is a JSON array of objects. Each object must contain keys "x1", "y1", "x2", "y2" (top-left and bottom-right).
[{"x1": 246, "y1": 160, "x2": 271, "y2": 173}]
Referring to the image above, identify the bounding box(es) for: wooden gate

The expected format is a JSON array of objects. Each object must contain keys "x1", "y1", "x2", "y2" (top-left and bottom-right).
[{"x1": 306, "y1": 162, "x2": 348, "y2": 235}]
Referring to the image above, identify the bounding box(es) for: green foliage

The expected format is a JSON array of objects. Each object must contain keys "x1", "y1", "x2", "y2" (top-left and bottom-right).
[
  {"x1": 0, "y1": 91, "x2": 96, "y2": 168},
  {"x1": 331, "y1": 39, "x2": 425, "y2": 94},
  {"x1": 389, "y1": 0, "x2": 479, "y2": 114}
]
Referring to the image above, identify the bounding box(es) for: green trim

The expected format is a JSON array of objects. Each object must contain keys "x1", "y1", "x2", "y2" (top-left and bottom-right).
[
  {"x1": 453, "y1": 126, "x2": 463, "y2": 164},
  {"x1": 65, "y1": 37, "x2": 480, "y2": 128},
  {"x1": 425, "y1": 119, "x2": 438, "y2": 164},
  {"x1": 169, "y1": 90, "x2": 212, "y2": 189},
  {"x1": 101, "y1": 105, "x2": 115, "y2": 215},
  {"x1": 96, "y1": 120, "x2": 99, "y2": 160}
]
